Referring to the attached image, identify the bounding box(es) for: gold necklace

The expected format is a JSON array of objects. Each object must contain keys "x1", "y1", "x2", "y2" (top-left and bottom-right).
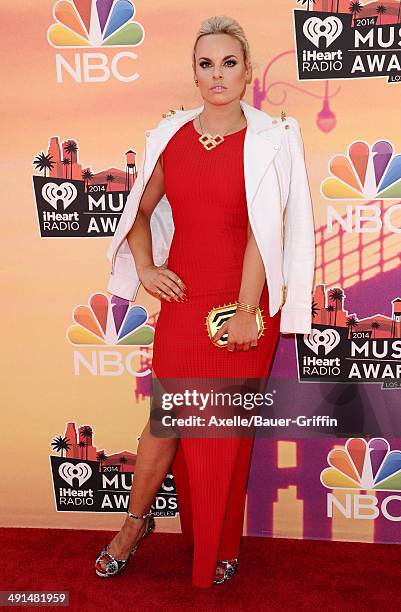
[{"x1": 197, "y1": 111, "x2": 246, "y2": 151}]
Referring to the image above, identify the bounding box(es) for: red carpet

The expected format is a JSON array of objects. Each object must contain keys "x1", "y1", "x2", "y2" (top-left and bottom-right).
[{"x1": 2, "y1": 527, "x2": 399, "y2": 611}]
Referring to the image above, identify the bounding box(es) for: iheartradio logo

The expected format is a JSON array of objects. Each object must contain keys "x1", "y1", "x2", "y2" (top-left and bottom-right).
[
  {"x1": 303, "y1": 329, "x2": 341, "y2": 356},
  {"x1": 58, "y1": 461, "x2": 92, "y2": 486},
  {"x1": 303, "y1": 16, "x2": 343, "y2": 49}
]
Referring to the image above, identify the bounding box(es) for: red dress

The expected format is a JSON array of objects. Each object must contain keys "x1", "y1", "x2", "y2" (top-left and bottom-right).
[{"x1": 151, "y1": 120, "x2": 281, "y2": 587}]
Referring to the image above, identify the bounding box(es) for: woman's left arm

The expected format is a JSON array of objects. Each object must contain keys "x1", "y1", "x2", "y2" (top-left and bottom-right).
[{"x1": 211, "y1": 223, "x2": 265, "y2": 352}]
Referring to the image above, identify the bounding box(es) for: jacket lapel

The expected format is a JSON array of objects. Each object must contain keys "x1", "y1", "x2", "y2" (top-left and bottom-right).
[
  {"x1": 243, "y1": 128, "x2": 279, "y2": 209},
  {"x1": 144, "y1": 100, "x2": 280, "y2": 208}
]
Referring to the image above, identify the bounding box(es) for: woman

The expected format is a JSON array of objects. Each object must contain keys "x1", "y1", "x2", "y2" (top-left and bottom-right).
[{"x1": 95, "y1": 15, "x2": 315, "y2": 587}]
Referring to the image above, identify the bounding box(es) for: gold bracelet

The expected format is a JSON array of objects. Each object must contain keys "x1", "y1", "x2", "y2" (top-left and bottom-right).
[{"x1": 236, "y1": 300, "x2": 258, "y2": 314}]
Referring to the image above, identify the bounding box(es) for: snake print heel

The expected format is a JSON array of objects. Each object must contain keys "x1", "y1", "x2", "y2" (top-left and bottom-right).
[
  {"x1": 213, "y1": 558, "x2": 239, "y2": 585},
  {"x1": 95, "y1": 509, "x2": 155, "y2": 578}
]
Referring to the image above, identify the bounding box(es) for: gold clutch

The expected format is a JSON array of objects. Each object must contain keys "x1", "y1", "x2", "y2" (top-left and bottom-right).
[{"x1": 205, "y1": 302, "x2": 265, "y2": 348}]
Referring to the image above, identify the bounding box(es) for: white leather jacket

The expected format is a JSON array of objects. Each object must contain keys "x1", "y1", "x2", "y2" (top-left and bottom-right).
[{"x1": 106, "y1": 100, "x2": 316, "y2": 334}]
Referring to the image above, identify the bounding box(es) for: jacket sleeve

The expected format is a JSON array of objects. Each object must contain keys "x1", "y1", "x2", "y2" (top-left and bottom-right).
[{"x1": 279, "y1": 116, "x2": 316, "y2": 335}]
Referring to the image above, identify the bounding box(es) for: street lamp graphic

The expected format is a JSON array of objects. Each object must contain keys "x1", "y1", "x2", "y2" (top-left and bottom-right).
[{"x1": 252, "y1": 49, "x2": 340, "y2": 133}]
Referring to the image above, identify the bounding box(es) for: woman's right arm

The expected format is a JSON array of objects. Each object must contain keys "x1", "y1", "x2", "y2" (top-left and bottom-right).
[{"x1": 126, "y1": 154, "x2": 187, "y2": 302}]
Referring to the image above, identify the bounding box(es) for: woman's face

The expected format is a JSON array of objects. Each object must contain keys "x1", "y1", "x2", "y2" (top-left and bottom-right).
[{"x1": 193, "y1": 33, "x2": 250, "y2": 105}]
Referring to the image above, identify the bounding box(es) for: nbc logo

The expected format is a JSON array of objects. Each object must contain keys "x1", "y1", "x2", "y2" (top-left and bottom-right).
[
  {"x1": 48, "y1": 1, "x2": 145, "y2": 83},
  {"x1": 320, "y1": 438, "x2": 401, "y2": 522},
  {"x1": 321, "y1": 140, "x2": 401, "y2": 200},
  {"x1": 67, "y1": 292, "x2": 154, "y2": 377}
]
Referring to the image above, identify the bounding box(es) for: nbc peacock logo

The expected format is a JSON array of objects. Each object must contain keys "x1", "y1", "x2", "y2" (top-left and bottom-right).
[
  {"x1": 321, "y1": 437, "x2": 401, "y2": 492},
  {"x1": 48, "y1": 0, "x2": 145, "y2": 48},
  {"x1": 321, "y1": 438, "x2": 401, "y2": 522},
  {"x1": 66, "y1": 292, "x2": 154, "y2": 346},
  {"x1": 321, "y1": 140, "x2": 401, "y2": 200}
]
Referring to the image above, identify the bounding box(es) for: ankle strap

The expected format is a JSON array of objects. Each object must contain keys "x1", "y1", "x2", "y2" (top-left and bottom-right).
[{"x1": 127, "y1": 509, "x2": 154, "y2": 520}]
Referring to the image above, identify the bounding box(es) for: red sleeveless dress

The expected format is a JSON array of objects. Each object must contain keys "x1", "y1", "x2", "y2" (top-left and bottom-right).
[{"x1": 151, "y1": 120, "x2": 281, "y2": 587}]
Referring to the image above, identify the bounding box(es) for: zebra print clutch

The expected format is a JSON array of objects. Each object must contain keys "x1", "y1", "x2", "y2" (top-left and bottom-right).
[{"x1": 205, "y1": 302, "x2": 265, "y2": 348}]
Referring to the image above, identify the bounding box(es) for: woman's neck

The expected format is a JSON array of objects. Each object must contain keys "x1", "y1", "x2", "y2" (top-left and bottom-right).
[{"x1": 198, "y1": 100, "x2": 245, "y2": 135}]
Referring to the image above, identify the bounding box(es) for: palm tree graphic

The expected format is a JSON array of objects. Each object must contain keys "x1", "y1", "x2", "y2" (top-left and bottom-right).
[
  {"x1": 97, "y1": 450, "x2": 108, "y2": 471},
  {"x1": 326, "y1": 304, "x2": 335, "y2": 325},
  {"x1": 328, "y1": 288, "x2": 344, "y2": 326},
  {"x1": 376, "y1": 4, "x2": 386, "y2": 25},
  {"x1": 106, "y1": 173, "x2": 115, "y2": 192},
  {"x1": 33, "y1": 152, "x2": 55, "y2": 177},
  {"x1": 78, "y1": 440, "x2": 86, "y2": 459},
  {"x1": 371, "y1": 321, "x2": 380, "y2": 338},
  {"x1": 82, "y1": 168, "x2": 94, "y2": 192},
  {"x1": 62, "y1": 157, "x2": 70, "y2": 179},
  {"x1": 312, "y1": 300, "x2": 320, "y2": 320},
  {"x1": 80, "y1": 426, "x2": 93, "y2": 461},
  {"x1": 349, "y1": 1, "x2": 363, "y2": 26},
  {"x1": 51, "y1": 435, "x2": 71, "y2": 457},
  {"x1": 296, "y1": 0, "x2": 316, "y2": 11},
  {"x1": 65, "y1": 140, "x2": 78, "y2": 180},
  {"x1": 346, "y1": 315, "x2": 359, "y2": 339},
  {"x1": 119, "y1": 456, "x2": 128, "y2": 472}
]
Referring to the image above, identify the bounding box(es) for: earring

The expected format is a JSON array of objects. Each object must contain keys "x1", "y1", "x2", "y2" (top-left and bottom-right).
[{"x1": 194, "y1": 79, "x2": 198, "y2": 85}]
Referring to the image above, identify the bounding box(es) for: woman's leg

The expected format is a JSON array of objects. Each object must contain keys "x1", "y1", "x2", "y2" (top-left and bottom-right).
[
  {"x1": 97, "y1": 418, "x2": 178, "y2": 567},
  {"x1": 171, "y1": 440, "x2": 194, "y2": 552},
  {"x1": 129, "y1": 418, "x2": 179, "y2": 515}
]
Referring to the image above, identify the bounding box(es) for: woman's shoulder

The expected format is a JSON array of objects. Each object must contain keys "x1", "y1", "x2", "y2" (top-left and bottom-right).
[
  {"x1": 265, "y1": 108, "x2": 300, "y2": 130},
  {"x1": 240, "y1": 101, "x2": 301, "y2": 134},
  {"x1": 153, "y1": 106, "x2": 199, "y2": 130}
]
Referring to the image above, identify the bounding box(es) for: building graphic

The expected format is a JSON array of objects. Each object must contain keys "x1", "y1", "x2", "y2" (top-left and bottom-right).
[
  {"x1": 313, "y1": 0, "x2": 401, "y2": 24},
  {"x1": 311, "y1": 283, "x2": 401, "y2": 339}
]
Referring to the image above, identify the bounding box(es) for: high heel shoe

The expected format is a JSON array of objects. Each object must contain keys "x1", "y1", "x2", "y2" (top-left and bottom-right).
[
  {"x1": 95, "y1": 509, "x2": 155, "y2": 578},
  {"x1": 213, "y1": 558, "x2": 239, "y2": 584}
]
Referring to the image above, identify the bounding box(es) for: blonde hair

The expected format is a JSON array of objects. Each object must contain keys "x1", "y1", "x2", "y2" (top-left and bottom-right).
[{"x1": 192, "y1": 15, "x2": 253, "y2": 83}]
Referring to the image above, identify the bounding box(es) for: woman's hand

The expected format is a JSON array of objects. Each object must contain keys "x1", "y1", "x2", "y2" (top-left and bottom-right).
[
  {"x1": 139, "y1": 263, "x2": 187, "y2": 302},
  {"x1": 212, "y1": 311, "x2": 258, "y2": 352}
]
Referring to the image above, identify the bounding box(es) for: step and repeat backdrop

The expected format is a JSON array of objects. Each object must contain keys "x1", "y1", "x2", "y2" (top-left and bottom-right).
[{"x1": 3, "y1": 0, "x2": 401, "y2": 543}]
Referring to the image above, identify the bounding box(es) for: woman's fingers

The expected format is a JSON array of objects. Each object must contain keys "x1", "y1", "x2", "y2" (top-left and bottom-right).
[
  {"x1": 211, "y1": 320, "x2": 258, "y2": 352},
  {"x1": 156, "y1": 279, "x2": 180, "y2": 300},
  {"x1": 212, "y1": 321, "x2": 228, "y2": 345},
  {"x1": 148, "y1": 266, "x2": 186, "y2": 301},
  {"x1": 154, "y1": 287, "x2": 172, "y2": 301},
  {"x1": 155, "y1": 270, "x2": 186, "y2": 300},
  {"x1": 159, "y1": 277, "x2": 185, "y2": 300},
  {"x1": 162, "y1": 269, "x2": 187, "y2": 293}
]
